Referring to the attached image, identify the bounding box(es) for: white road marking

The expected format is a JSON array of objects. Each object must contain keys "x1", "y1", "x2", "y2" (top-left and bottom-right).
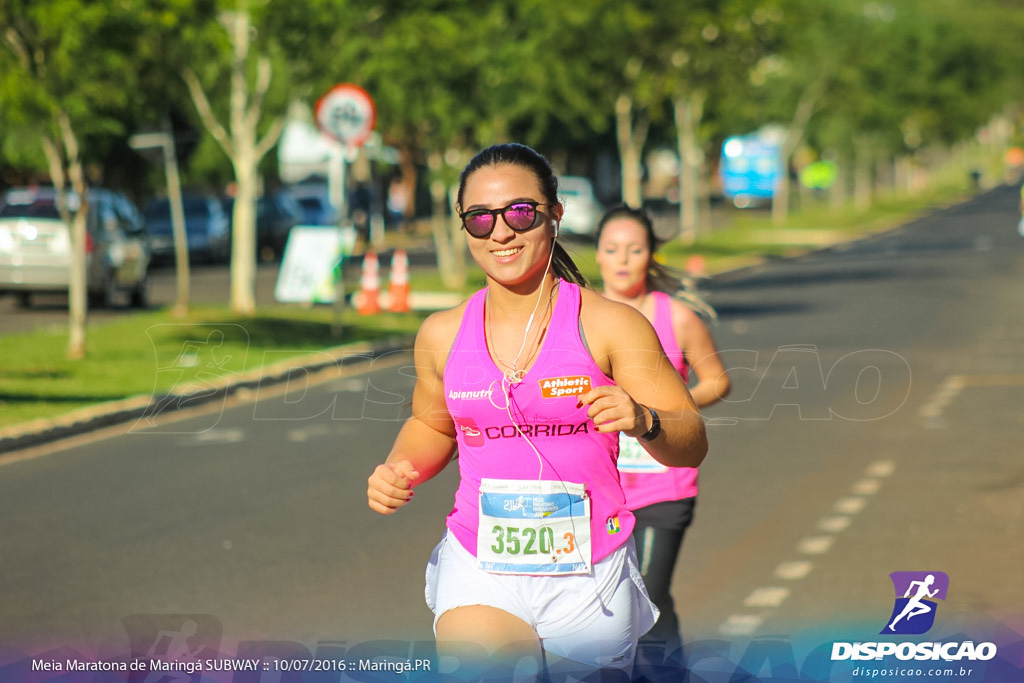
[
  {"x1": 865, "y1": 460, "x2": 896, "y2": 477},
  {"x1": 744, "y1": 587, "x2": 791, "y2": 608},
  {"x1": 287, "y1": 425, "x2": 331, "y2": 442},
  {"x1": 326, "y1": 378, "x2": 368, "y2": 392},
  {"x1": 818, "y1": 516, "x2": 851, "y2": 533},
  {"x1": 716, "y1": 456, "x2": 898, "y2": 634},
  {"x1": 918, "y1": 375, "x2": 965, "y2": 423},
  {"x1": 851, "y1": 479, "x2": 882, "y2": 495},
  {"x1": 834, "y1": 497, "x2": 867, "y2": 514},
  {"x1": 797, "y1": 536, "x2": 835, "y2": 555},
  {"x1": 719, "y1": 615, "x2": 765, "y2": 636},
  {"x1": 190, "y1": 428, "x2": 246, "y2": 444},
  {"x1": 774, "y1": 561, "x2": 814, "y2": 580}
]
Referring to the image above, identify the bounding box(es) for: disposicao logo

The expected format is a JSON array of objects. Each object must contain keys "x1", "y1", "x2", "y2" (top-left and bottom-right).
[
  {"x1": 830, "y1": 571, "x2": 998, "y2": 663},
  {"x1": 881, "y1": 571, "x2": 948, "y2": 635}
]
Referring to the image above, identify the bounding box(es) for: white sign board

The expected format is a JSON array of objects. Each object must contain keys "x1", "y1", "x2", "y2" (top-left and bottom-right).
[
  {"x1": 274, "y1": 226, "x2": 357, "y2": 304},
  {"x1": 314, "y1": 84, "x2": 376, "y2": 148}
]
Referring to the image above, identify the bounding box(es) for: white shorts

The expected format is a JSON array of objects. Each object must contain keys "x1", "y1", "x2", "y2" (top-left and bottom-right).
[{"x1": 424, "y1": 531, "x2": 658, "y2": 670}]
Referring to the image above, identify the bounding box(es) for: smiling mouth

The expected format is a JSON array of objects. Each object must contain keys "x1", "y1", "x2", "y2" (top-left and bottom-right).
[{"x1": 491, "y1": 246, "x2": 523, "y2": 258}]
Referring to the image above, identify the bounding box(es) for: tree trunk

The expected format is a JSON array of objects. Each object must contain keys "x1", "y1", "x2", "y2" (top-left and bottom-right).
[
  {"x1": 397, "y1": 144, "x2": 418, "y2": 223},
  {"x1": 829, "y1": 158, "x2": 848, "y2": 213},
  {"x1": 227, "y1": 7, "x2": 257, "y2": 315},
  {"x1": 163, "y1": 122, "x2": 190, "y2": 318},
  {"x1": 772, "y1": 78, "x2": 826, "y2": 227},
  {"x1": 183, "y1": 4, "x2": 284, "y2": 316},
  {"x1": 231, "y1": 160, "x2": 258, "y2": 315},
  {"x1": 674, "y1": 91, "x2": 705, "y2": 245},
  {"x1": 854, "y1": 141, "x2": 873, "y2": 212},
  {"x1": 43, "y1": 113, "x2": 89, "y2": 359},
  {"x1": 66, "y1": 174, "x2": 89, "y2": 360},
  {"x1": 425, "y1": 151, "x2": 467, "y2": 290},
  {"x1": 615, "y1": 93, "x2": 648, "y2": 207}
]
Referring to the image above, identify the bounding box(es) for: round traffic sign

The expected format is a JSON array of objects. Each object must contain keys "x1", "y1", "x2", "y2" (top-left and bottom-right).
[{"x1": 314, "y1": 84, "x2": 376, "y2": 147}]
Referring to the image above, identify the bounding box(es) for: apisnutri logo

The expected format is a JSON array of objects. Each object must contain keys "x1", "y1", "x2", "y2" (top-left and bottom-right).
[{"x1": 881, "y1": 571, "x2": 949, "y2": 635}]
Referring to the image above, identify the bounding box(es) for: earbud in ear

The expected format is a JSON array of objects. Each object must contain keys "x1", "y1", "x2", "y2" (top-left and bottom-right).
[{"x1": 554, "y1": 221, "x2": 560, "y2": 238}]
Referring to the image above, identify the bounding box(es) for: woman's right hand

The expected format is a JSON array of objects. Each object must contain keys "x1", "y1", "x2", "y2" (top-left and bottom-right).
[{"x1": 367, "y1": 460, "x2": 420, "y2": 515}]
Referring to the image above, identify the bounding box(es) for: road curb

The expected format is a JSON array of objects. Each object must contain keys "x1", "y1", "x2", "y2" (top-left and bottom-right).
[{"x1": 0, "y1": 335, "x2": 415, "y2": 456}]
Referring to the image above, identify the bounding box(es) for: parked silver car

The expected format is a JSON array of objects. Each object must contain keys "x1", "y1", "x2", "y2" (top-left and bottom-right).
[
  {"x1": 0, "y1": 186, "x2": 151, "y2": 308},
  {"x1": 558, "y1": 175, "x2": 602, "y2": 236}
]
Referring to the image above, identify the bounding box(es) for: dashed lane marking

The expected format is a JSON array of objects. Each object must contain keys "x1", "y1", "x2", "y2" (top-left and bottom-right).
[
  {"x1": 797, "y1": 536, "x2": 836, "y2": 555},
  {"x1": 744, "y1": 587, "x2": 790, "y2": 608},
  {"x1": 865, "y1": 460, "x2": 896, "y2": 477},
  {"x1": 818, "y1": 516, "x2": 852, "y2": 533},
  {"x1": 919, "y1": 374, "x2": 1024, "y2": 427},
  {"x1": 834, "y1": 497, "x2": 868, "y2": 514},
  {"x1": 719, "y1": 615, "x2": 765, "y2": 637},
  {"x1": 851, "y1": 478, "x2": 882, "y2": 495},
  {"x1": 718, "y1": 460, "x2": 896, "y2": 636},
  {"x1": 774, "y1": 561, "x2": 814, "y2": 580}
]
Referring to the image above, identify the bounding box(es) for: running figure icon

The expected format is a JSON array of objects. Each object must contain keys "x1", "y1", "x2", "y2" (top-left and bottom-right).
[
  {"x1": 881, "y1": 571, "x2": 949, "y2": 635},
  {"x1": 888, "y1": 575, "x2": 938, "y2": 631}
]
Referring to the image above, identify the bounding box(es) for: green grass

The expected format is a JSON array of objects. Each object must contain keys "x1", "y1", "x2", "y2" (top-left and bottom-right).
[
  {"x1": 0, "y1": 170, "x2": 992, "y2": 432},
  {"x1": 0, "y1": 306, "x2": 428, "y2": 429}
]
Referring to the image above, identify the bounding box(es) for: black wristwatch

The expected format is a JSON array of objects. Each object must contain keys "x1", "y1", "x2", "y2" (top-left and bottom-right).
[{"x1": 637, "y1": 405, "x2": 662, "y2": 442}]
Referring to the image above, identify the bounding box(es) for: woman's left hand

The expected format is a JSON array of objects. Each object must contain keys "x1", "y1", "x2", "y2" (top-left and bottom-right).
[{"x1": 578, "y1": 385, "x2": 648, "y2": 437}]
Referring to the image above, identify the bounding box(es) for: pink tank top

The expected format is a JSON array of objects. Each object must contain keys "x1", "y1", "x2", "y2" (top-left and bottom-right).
[
  {"x1": 619, "y1": 291, "x2": 699, "y2": 508},
  {"x1": 443, "y1": 280, "x2": 634, "y2": 564}
]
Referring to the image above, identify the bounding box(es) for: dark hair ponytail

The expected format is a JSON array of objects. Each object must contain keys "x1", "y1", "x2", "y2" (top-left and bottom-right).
[
  {"x1": 458, "y1": 143, "x2": 587, "y2": 288},
  {"x1": 552, "y1": 241, "x2": 588, "y2": 287}
]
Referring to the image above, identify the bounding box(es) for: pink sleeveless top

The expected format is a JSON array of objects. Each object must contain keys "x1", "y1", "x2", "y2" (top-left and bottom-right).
[
  {"x1": 443, "y1": 280, "x2": 634, "y2": 563},
  {"x1": 619, "y1": 291, "x2": 699, "y2": 508}
]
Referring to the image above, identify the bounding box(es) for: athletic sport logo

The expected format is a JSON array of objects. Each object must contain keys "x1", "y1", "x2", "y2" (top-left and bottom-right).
[
  {"x1": 539, "y1": 375, "x2": 591, "y2": 398},
  {"x1": 881, "y1": 571, "x2": 949, "y2": 635}
]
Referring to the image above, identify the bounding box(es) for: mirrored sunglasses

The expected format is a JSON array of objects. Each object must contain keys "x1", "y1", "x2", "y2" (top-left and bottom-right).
[{"x1": 459, "y1": 201, "x2": 551, "y2": 238}]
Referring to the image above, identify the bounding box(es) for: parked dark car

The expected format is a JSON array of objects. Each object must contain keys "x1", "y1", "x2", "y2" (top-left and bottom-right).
[
  {"x1": 0, "y1": 186, "x2": 151, "y2": 308},
  {"x1": 144, "y1": 194, "x2": 230, "y2": 264},
  {"x1": 292, "y1": 193, "x2": 338, "y2": 227},
  {"x1": 257, "y1": 191, "x2": 302, "y2": 258},
  {"x1": 223, "y1": 191, "x2": 303, "y2": 261},
  {"x1": 287, "y1": 184, "x2": 338, "y2": 226}
]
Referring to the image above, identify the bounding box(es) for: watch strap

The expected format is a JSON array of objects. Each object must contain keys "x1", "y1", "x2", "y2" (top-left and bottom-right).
[{"x1": 638, "y1": 405, "x2": 661, "y2": 442}]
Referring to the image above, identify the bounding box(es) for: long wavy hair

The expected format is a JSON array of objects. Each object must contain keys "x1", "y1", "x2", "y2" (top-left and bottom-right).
[
  {"x1": 456, "y1": 143, "x2": 588, "y2": 287},
  {"x1": 596, "y1": 203, "x2": 716, "y2": 320}
]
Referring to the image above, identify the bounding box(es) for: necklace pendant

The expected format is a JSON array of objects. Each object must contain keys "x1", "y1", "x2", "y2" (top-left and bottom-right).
[{"x1": 505, "y1": 368, "x2": 525, "y2": 385}]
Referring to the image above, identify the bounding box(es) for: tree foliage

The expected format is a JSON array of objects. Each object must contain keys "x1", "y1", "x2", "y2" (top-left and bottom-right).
[{"x1": 2, "y1": 0, "x2": 1023, "y2": 305}]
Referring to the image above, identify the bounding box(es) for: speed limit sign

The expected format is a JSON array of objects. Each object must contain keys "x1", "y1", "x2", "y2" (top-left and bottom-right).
[{"x1": 314, "y1": 83, "x2": 376, "y2": 148}]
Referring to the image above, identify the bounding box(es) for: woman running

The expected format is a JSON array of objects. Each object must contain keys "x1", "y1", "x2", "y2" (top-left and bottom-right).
[
  {"x1": 595, "y1": 204, "x2": 730, "y2": 667},
  {"x1": 367, "y1": 144, "x2": 707, "y2": 678}
]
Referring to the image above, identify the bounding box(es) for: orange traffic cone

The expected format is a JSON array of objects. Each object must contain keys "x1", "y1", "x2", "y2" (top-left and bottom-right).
[
  {"x1": 388, "y1": 249, "x2": 411, "y2": 313},
  {"x1": 685, "y1": 254, "x2": 707, "y2": 277},
  {"x1": 356, "y1": 251, "x2": 381, "y2": 315}
]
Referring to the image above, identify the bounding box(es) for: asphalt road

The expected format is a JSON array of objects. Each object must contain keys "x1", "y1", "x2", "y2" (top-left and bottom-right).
[
  {"x1": 1, "y1": 187, "x2": 1021, "y2": 678},
  {"x1": 0, "y1": 262, "x2": 286, "y2": 337}
]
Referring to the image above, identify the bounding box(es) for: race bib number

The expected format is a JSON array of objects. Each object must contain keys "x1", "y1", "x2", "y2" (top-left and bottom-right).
[
  {"x1": 616, "y1": 432, "x2": 668, "y2": 473},
  {"x1": 477, "y1": 478, "x2": 591, "y2": 575}
]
